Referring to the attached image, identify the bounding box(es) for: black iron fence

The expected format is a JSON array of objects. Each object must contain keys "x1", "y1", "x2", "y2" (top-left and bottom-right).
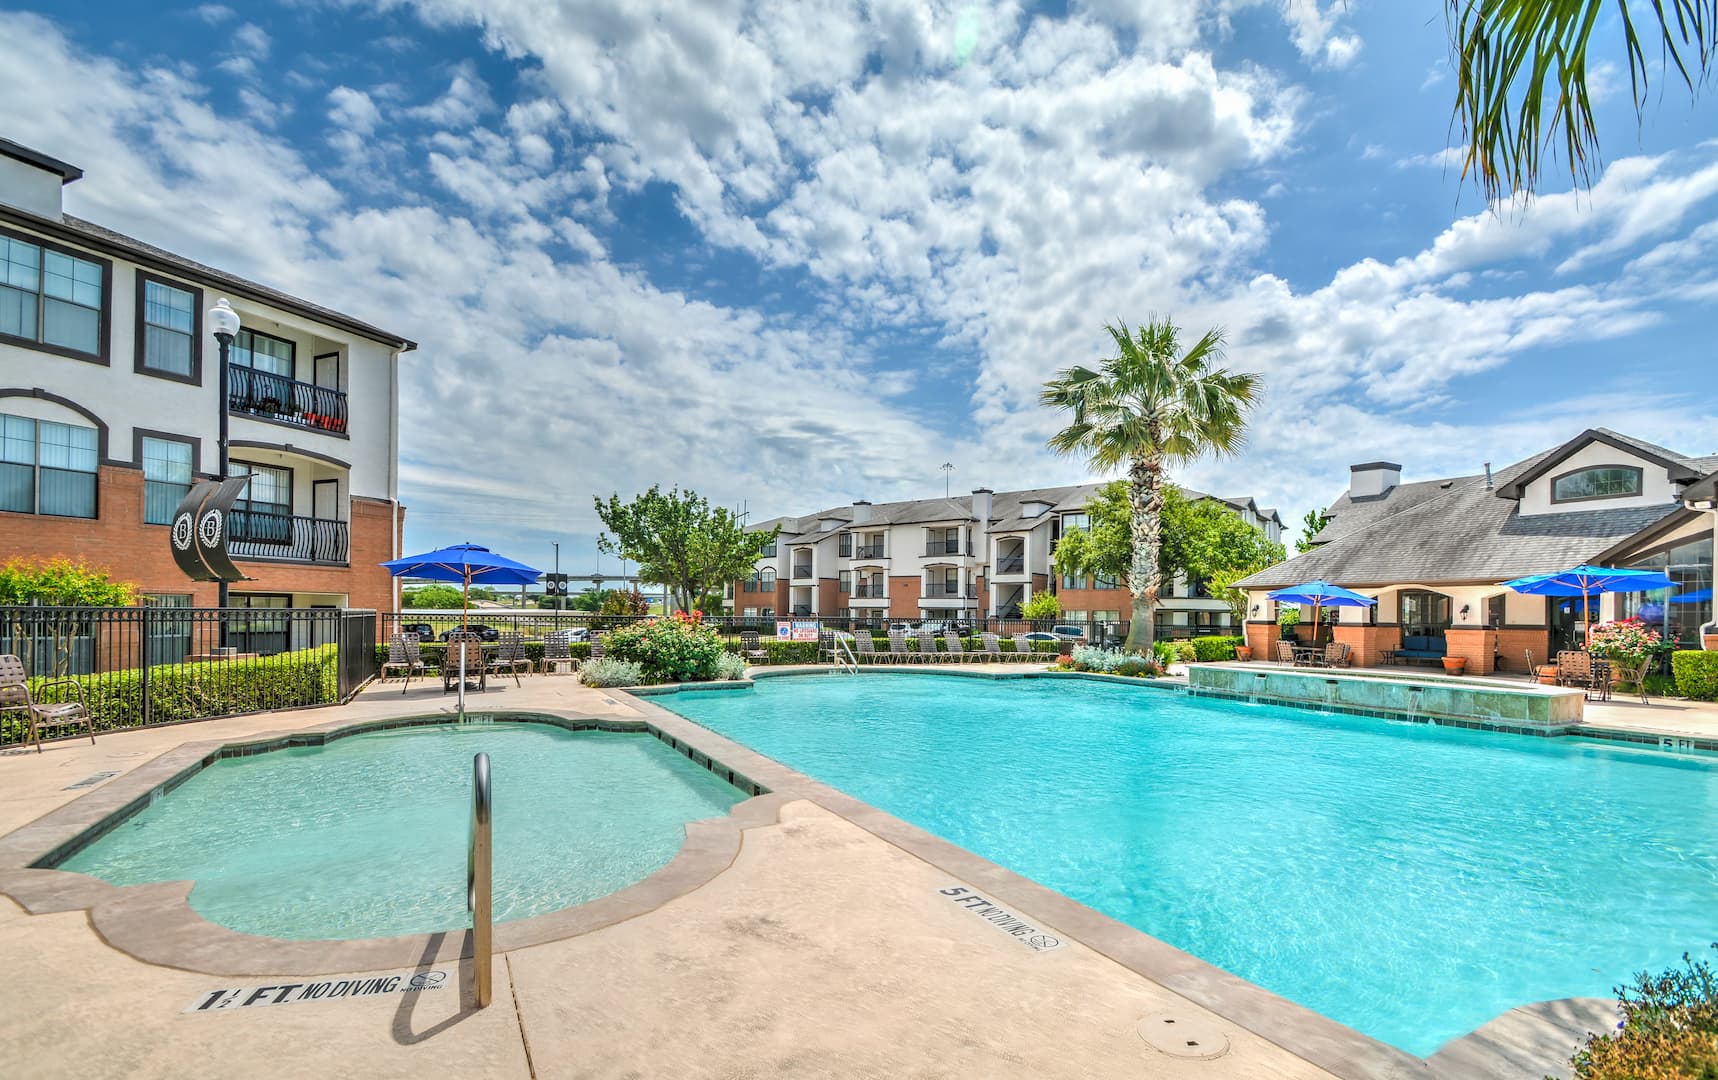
[{"x1": 0, "y1": 606, "x2": 377, "y2": 747}]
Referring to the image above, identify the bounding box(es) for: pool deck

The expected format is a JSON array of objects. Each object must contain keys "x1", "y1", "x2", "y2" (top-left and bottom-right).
[{"x1": 2, "y1": 663, "x2": 1708, "y2": 1078}]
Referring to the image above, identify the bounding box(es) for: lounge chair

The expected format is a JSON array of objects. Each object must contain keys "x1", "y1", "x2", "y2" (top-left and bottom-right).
[
  {"x1": 1010, "y1": 634, "x2": 1035, "y2": 660},
  {"x1": 915, "y1": 630, "x2": 943, "y2": 663},
  {"x1": 1314, "y1": 642, "x2": 1350, "y2": 668},
  {"x1": 0, "y1": 654, "x2": 95, "y2": 753},
  {"x1": 740, "y1": 631, "x2": 769, "y2": 665},
  {"x1": 491, "y1": 633, "x2": 532, "y2": 687},
  {"x1": 886, "y1": 631, "x2": 910, "y2": 664},
  {"x1": 381, "y1": 632, "x2": 426, "y2": 692},
  {"x1": 851, "y1": 634, "x2": 879, "y2": 663},
  {"x1": 442, "y1": 632, "x2": 487, "y2": 692},
  {"x1": 943, "y1": 634, "x2": 969, "y2": 663},
  {"x1": 980, "y1": 633, "x2": 1003, "y2": 662}
]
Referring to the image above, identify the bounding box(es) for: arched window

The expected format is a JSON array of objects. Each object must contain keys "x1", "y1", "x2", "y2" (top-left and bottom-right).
[
  {"x1": 1550, "y1": 465, "x2": 1642, "y2": 503},
  {"x1": 759, "y1": 567, "x2": 776, "y2": 588}
]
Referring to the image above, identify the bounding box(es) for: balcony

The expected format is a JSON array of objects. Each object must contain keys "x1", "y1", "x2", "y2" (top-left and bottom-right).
[
  {"x1": 855, "y1": 544, "x2": 886, "y2": 559},
  {"x1": 925, "y1": 540, "x2": 973, "y2": 557},
  {"x1": 923, "y1": 582, "x2": 977, "y2": 598},
  {"x1": 228, "y1": 367, "x2": 349, "y2": 435},
  {"x1": 228, "y1": 511, "x2": 349, "y2": 564},
  {"x1": 854, "y1": 583, "x2": 887, "y2": 598},
  {"x1": 994, "y1": 556, "x2": 1026, "y2": 575},
  {"x1": 791, "y1": 563, "x2": 814, "y2": 581}
]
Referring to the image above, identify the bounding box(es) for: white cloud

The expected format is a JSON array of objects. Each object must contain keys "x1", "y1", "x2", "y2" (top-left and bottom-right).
[
  {"x1": 232, "y1": 22, "x2": 271, "y2": 58},
  {"x1": 327, "y1": 86, "x2": 382, "y2": 135},
  {"x1": 192, "y1": 4, "x2": 234, "y2": 24},
  {"x1": 1395, "y1": 145, "x2": 1466, "y2": 170}
]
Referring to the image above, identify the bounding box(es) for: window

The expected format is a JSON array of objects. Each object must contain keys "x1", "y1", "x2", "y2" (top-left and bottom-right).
[
  {"x1": 838, "y1": 533, "x2": 852, "y2": 557},
  {"x1": 0, "y1": 231, "x2": 108, "y2": 360},
  {"x1": 1061, "y1": 572, "x2": 1084, "y2": 591},
  {"x1": 1486, "y1": 593, "x2": 1506, "y2": 628},
  {"x1": 233, "y1": 328, "x2": 295, "y2": 377},
  {"x1": 1062, "y1": 609, "x2": 1087, "y2": 622},
  {"x1": 137, "y1": 274, "x2": 200, "y2": 381},
  {"x1": 1551, "y1": 465, "x2": 1643, "y2": 503},
  {"x1": 743, "y1": 607, "x2": 758, "y2": 617},
  {"x1": 1060, "y1": 512, "x2": 1089, "y2": 533},
  {"x1": 760, "y1": 607, "x2": 774, "y2": 618},
  {"x1": 1095, "y1": 610, "x2": 1121, "y2": 623},
  {"x1": 839, "y1": 570, "x2": 851, "y2": 594},
  {"x1": 759, "y1": 537, "x2": 777, "y2": 557},
  {"x1": 759, "y1": 567, "x2": 776, "y2": 589},
  {"x1": 141, "y1": 436, "x2": 194, "y2": 525},
  {"x1": 230, "y1": 460, "x2": 292, "y2": 543},
  {"x1": 1093, "y1": 573, "x2": 1118, "y2": 590},
  {"x1": 0, "y1": 413, "x2": 98, "y2": 517}
]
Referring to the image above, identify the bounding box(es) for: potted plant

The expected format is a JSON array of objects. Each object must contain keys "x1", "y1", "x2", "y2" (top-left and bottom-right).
[
  {"x1": 1234, "y1": 644, "x2": 1252, "y2": 661},
  {"x1": 1589, "y1": 617, "x2": 1666, "y2": 698},
  {"x1": 1442, "y1": 655, "x2": 1468, "y2": 675}
]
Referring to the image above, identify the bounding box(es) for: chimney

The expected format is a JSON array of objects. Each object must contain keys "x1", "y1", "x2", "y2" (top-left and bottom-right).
[
  {"x1": 1348, "y1": 461, "x2": 1402, "y2": 499},
  {"x1": 851, "y1": 500, "x2": 873, "y2": 525},
  {"x1": 970, "y1": 488, "x2": 993, "y2": 527},
  {"x1": 0, "y1": 139, "x2": 82, "y2": 220},
  {"x1": 1483, "y1": 462, "x2": 1493, "y2": 490}
]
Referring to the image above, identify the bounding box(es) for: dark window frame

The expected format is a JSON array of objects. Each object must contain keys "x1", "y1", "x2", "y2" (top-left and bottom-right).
[
  {"x1": 229, "y1": 457, "x2": 295, "y2": 545},
  {"x1": 134, "y1": 270, "x2": 204, "y2": 385},
  {"x1": 0, "y1": 409, "x2": 101, "y2": 519},
  {"x1": 0, "y1": 223, "x2": 113, "y2": 365},
  {"x1": 234, "y1": 326, "x2": 298, "y2": 380},
  {"x1": 133, "y1": 428, "x2": 201, "y2": 527},
  {"x1": 1548, "y1": 463, "x2": 1644, "y2": 504}
]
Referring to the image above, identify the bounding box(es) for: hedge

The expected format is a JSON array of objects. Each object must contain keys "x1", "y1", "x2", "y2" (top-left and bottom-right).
[
  {"x1": 1190, "y1": 635, "x2": 1245, "y2": 662},
  {"x1": 3, "y1": 644, "x2": 341, "y2": 745},
  {"x1": 1672, "y1": 651, "x2": 1718, "y2": 701}
]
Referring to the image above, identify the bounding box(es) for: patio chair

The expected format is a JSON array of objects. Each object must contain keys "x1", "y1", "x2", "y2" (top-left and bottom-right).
[
  {"x1": 442, "y1": 632, "x2": 487, "y2": 693},
  {"x1": 886, "y1": 631, "x2": 910, "y2": 664},
  {"x1": 1315, "y1": 642, "x2": 1350, "y2": 668},
  {"x1": 943, "y1": 634, "x2": 969, "y2": 663},
  {"x1": 1276, "y1": 641, "x2": 1299, "y2": 665},
  {"x1": 980, "y1": 633, "x2": 1003, "y2": 662},
  {"x1": 851, "y1": 634, "x2": 879, "y2": 663},
  {"x1": 586, "y1": 640, "x2": 605, "y2": 666},
  {"x1": 740, "y1": 631, "x2": 769, "y2": 665},
  {"x1": 541, "y1": 637, "x2": 574, "y2": 675},
  {"x1": 490, "y1": 633, "x2": 532, "y2": 687},
  {"x1": 0, "y1": 654, "x2": 95, "y2": 753},
  {"x1": 1610, "y1": 655, "x2": 1651, "y2": 705},
  {"x1": 1554, "y1": 651, "x2": 1594, "y2": 698},
  {"x1": 381, "y1": 632, "x2": 426, "y2": 692},
  {"x1": 915, "y1": 630, "x2": 943, "y2": 663}
]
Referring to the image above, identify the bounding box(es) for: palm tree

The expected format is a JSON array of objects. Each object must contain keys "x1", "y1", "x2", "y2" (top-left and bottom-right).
[
  {"x1": 1449, "y1": 1, "x2": 1715, "y2": 201},
  {"x1": 1041, "y1": 318, "x2": 1260, "y2": 655}
]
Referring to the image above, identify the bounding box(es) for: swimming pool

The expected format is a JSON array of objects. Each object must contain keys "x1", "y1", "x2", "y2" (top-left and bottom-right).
[
  {"x1": 57, "y1": 722, "x2": 744, "y2": 940},
  {"x1": 659, "y1": 674, "x2": 1718, "y2": 1056}
]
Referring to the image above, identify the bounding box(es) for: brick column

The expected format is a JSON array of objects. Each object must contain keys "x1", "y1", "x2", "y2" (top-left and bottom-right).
[
  {"x1": 1333, "y1": 624, "x2": 1400, "y2": 668},
  {"x1": 1444, "y1": 627, "x2": 1499, "y2": 675},
  {"x1": 1244, "y1": 620, "x2": 1280, "y2": 660}
]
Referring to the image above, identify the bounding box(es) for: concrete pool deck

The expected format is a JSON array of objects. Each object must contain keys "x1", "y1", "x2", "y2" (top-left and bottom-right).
[{"x1": 3, "y1": 664, "x2": 1705, "y2": 1078}]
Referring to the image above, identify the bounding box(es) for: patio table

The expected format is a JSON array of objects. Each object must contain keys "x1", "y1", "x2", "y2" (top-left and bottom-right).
[{"x1": 1292, "y1": 646, "x2": 1323, "y2": 666}]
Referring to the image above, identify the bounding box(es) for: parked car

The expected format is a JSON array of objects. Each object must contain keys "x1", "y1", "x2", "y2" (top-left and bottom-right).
[
  {"x1": 399, "y1": 622, "x2": 435, "y2": 641},
  {"x1": 1049, "y1": 625, "x2": 1088, "y2": 641},
  {"x1": 440, "y1": 624, "x2": 501, "y2": 642},
  {"x1": 1022, "y1": 631, "x2": 1059, "y2": 643},
  {"x1": 545, "y1": 627, "x2": 590, "y2": 644}
]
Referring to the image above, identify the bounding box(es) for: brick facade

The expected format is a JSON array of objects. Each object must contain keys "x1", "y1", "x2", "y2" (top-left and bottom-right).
[
  {"x1": 888, "y1": 575, "x2": 920, "y2": 619},
  {"x1": 1493, "y1": 627, "x2": 1552, "y2": 672},
  {"x1": 1332, "y1": 624, "x2": 1401, "y2": 668},
  {"x1": 0, "y1": 463, "x2": 401, "y2": 612},
  {"x1": 1244, "y1": 620, "x2": 1281, "y2": 660},
  {"x1": 1443, "y1": 627, "x2": 1500, "y2": 675}
]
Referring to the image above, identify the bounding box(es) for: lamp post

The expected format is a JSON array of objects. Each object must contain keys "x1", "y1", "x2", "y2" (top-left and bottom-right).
[
  {"x1": 207, "y1": 299, "x2": 242, "y2": 643},
  {"x1": 553, "y1": 541, "x2": 561, "y2": 612}
]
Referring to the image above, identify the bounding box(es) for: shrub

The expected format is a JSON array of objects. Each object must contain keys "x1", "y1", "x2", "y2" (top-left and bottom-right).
[
  {"x1": 714, "y1": 652, "x2": 749, "y2": 680},
  {"x1": 1172, "y1": 641, "x2": 1198, "y2": 663},
  {"x1": 605, "y1": 612, "x2": 726, "y2": 682},
  {"x1": 1191, "y1": 635, "x2": 1244, "y2": 662},
  {"x1": 1673, "y1": 652, "x2": 1718, "y2": 702},
  {"x1": 580, "y1": 658, "x2": 644, "y2": 688},
  {"x1": 1564, "y1": 945, "x2": 1718, "y2": 1080},
  {"x1": 763, "y1": 640, "x2": 821, "y2": 665},
  {"x1": 2, "y1": 645, "x2": 340, "y2": 745},
  {"x1": 1070, "y1": 645, "x2": 1123, "y2": 673},
  {"x1": 1020, "y1": 592, "x2": 1062, "y2": 620},
  {"x1": 1114, "y1": 657, "x2": 1157, "y2": 677}
]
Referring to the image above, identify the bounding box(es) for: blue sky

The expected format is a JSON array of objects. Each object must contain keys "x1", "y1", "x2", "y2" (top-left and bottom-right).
[{"x1": 2, "y1": 1, "x2": 1714, "y2": 575}]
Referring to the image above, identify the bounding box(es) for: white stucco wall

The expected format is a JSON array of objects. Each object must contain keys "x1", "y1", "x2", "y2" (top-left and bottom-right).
[
  {"x1": 1517, "y1": 441, "x2": 1680, "y2": 516},
  {"x1": 0, "y1": 157, "x2": 64, "y2": 218}
]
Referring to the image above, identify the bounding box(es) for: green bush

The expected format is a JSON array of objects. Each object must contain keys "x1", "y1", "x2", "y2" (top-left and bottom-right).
[
  {"x1": 763, "y1": 640, "x2": 821, "y2": 665},
  {"x1": 580, "y1": 658, "x2": 644, "y2": 688},
  {"x1": 606, "y1": 615, "x2": 726, "y2": 682},
  {"x1": 4, "y1": 645, "x2": 340, "y2": 744},
  {"x1": 1171, "y1": 641, "x2": 1198, "y2": 663},
  {"x1": 714, "y1": 652, "x2": 749, "y2": 680},
  {"x1": 1564, "y1": 945, "x2": 1718, "y2": 1079},
  {"x1": 1113, "y1": 657, "x2": 1158, "y2": 678},
  {"x1": 1672, "y1": 651, "x2": 1718, "y2": 702},
  {"x1": 1191, "y1": 635, "x2": 1244, "y2": 662}
]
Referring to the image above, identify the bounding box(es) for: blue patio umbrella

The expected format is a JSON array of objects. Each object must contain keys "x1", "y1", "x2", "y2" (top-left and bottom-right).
[
  {"x1": 1501, "y1": 565, "x2": 1676, "y2": 643},
  {"x1": 381, "y1": 542, "x2": 543, "y2": 628},
  {"x1": 1670, "y1": 588, "x2": 1712, "y2": 604},
  {"x1": 1265, "y1": 580, "x2": 1377, "y2": 641}
]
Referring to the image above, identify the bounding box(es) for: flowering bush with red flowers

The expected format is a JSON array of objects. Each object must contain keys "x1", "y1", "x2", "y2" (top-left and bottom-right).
[
  {"x1": 1589, "y1": 618, "x2": 1666, "y2": 669},
  {"x1": 603, "y1": 612, "x2": 725, "y2": 682}
]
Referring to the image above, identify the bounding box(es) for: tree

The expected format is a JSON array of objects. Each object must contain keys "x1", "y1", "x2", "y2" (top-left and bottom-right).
[
  {"x1": 568, "y1": 588, "x2": 608, "y2": 612},
  {"x1": 0, "y1": 558, "x2": 137, "y2": 677},
  {"x1": 1020, "y1": 591, "x2": 1062, "y2": 622},
  {"x1": 403, "y1": 583, "x2": 462, "y2": 609},
  {"x1": 1042, "y1": 319, "x2": 1260, "y2": 654},
  {"x1": 594, "y1": 486, "x2": 778, "y2": 614},
  {"x1": 1296, "y1": 508, "x2": 1330, "y2": 554},
  {"x1": 1448, "y1": 1, "x2": 1717, "y2": 201},
  {"x1": 1053, "y1": 481, "x2": 1285, "y2": 626},
  {"x1": 599, "y1": 587, "x2": 650, "y2": 616}
]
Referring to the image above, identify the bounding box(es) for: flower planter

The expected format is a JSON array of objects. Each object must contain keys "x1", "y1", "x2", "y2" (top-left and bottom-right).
[
  {"x1": 1705, "y1": 633, "x2": 1718, "y2": 652},
  {"x1": 1442, "y1": 656, "x2": 1468, "y2": 675},
  {"x1": 1234, "y1": 646, "x2": 1252, "y2": 662}
]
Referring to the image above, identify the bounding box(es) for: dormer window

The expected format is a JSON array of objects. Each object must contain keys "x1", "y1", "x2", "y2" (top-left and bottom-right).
[{"x1": 1551, "y1": 465, "x2": 1643, "y2": 504}]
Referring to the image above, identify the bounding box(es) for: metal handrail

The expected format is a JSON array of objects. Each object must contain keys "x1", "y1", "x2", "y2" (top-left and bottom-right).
[{"x1": 468, "y1": 752, "x2": 492, "y2": 1009}]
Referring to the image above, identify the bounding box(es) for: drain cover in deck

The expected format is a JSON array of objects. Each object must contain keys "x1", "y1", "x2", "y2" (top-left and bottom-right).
[{"x1": 1137, "y1": 1010, "x2": 1230, "y2": 1060}]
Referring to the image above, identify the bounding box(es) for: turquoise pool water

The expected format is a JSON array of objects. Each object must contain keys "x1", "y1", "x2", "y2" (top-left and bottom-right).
[
  {"x1": 661, "y1": 675, "x2": 1718, "y2": 1056},
  {"x1": 59, "y1": 722, "x2": 743, "y2": 940}
]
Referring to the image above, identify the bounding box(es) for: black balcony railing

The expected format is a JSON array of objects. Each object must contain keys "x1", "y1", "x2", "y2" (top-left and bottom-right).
[
  {"x1": 995, "y1": 556, "x2": 1025, "y2": 574},
  {"x1": 791, "y1": 564, "x2": 814, "y2": 579},
  {"x1": 855, "y1": 544, "x2": 885, "y2": 559},
  {"x1": 228, "y1": 367, "x2": 349, "y2": 435},
  {"x1": 854, "y1": 584, "x2": 886, "y2": 598},
  {"x1": 923, "y1": 582, "x2": 975, "y2": 598},
  {"x1": 229, "y1": 511, "x2": 350, "y2": 564},
  {"x1": 925, "y1": 540, "x2": 972, "y2": 557}
]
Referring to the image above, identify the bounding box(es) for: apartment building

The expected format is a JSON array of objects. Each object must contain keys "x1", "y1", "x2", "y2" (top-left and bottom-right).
[
  {"x1": 732, "y1": 483, "x2": 1283, "y2": 634},
  {"x1": 0, "y1": 139, "x2": 413, "y2": 614}
]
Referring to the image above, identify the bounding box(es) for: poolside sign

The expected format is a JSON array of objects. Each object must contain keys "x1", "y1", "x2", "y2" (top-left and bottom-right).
[
  {"x1": 939, "y1": 886, "x2": 1065, "y2": 952},
  {"x1": 777, "y1": 619, "x2": 819, "y2": 642},
  {"x1": 184, "y1": 969, "x2": 449, "y2": 1013}
]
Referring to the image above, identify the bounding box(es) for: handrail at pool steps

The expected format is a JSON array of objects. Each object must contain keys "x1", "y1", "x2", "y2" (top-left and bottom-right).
[{"x1": 468, "y1": 751, "x2": 493, "y2": 1008}]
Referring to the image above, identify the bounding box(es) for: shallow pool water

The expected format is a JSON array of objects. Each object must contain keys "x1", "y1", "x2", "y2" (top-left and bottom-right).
[
  {"x1": 59, "y1": 722, "x2": 743, "y2": 940},
  {"x1": 660, "y1": 674, "x2": 1718, "y2": 1056}
]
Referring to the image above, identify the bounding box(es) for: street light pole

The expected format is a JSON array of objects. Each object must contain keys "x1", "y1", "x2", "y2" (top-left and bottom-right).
[
  {"x1": 553, "y1": 541, "x2": 561, "y2": 611},
  {"x1": 207, "y1": 299, "x2": 242, "y2": 646}
]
